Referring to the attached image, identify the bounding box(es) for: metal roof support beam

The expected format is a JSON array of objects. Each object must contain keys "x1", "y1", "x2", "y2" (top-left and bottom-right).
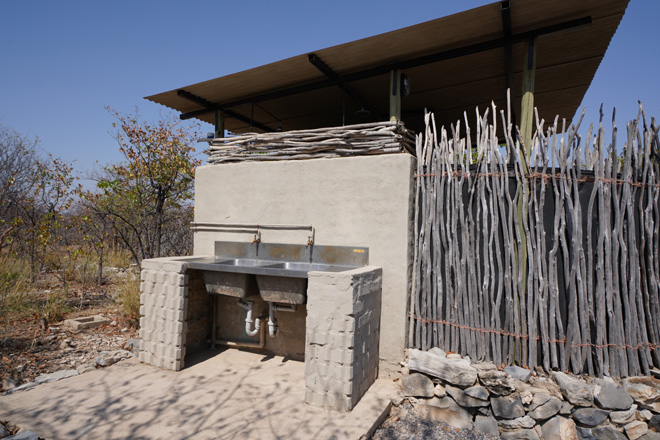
[
  {"x1": 390, "y1": 70, "x2": 401, "y2": 122},
  {"x1": 215, "y1": 110, "x2": 225, "y2": 138},
  {"x1": 180, "y1": 16, "x2": 590, "y2": 120},
  {"x1": 501, "y1": 1, "x2": 516, "y2": 127},
  {"x1": 308, "y1": 53, "x2": 381, "y2": 119},
  {"x1": 177, "y1": 90, "x2": 275, "y2": 132}
]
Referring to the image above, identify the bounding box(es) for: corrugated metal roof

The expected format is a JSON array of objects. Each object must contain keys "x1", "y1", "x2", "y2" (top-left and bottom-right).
[{"x1": 145, "y1": 0, "x2": 629, "y2": 134}]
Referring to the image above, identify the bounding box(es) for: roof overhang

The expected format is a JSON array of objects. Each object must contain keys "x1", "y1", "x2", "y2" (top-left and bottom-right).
[{"x1": 145, "y1": 0, "x2": 629, "y2": 135}]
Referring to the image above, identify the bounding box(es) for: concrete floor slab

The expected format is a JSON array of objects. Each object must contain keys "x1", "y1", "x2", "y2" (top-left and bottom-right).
[{"x1": 0, "y1": 349, "x2": 396, "y2": 440}]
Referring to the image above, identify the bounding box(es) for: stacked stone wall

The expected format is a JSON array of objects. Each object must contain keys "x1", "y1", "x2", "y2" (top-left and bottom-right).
[
  {"x1": 305, "y1": 266, "x2": 382, "y2": 412},
  {"x1": 138, "y1": 258, "x2": 189, "y2": 371}
]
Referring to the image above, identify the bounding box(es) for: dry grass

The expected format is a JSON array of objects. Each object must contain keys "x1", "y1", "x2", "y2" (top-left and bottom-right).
[
  {"x1": 115, "y1": 278, "x2": 141, "y2": 327},
  {"x1": 0, "y1": 256, "x2": 33, "y2": 318},
  {"x1": 41, "y1": 290, "x2": 71, "y2": 324}
]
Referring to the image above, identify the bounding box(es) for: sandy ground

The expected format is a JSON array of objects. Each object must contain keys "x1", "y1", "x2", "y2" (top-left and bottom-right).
[{"x1": 1, "y1": 348, "x2": 396, "y2": 440}]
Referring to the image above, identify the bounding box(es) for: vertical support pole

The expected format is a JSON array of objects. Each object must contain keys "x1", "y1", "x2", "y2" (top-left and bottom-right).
[
  {"x1": 390, "y1": 69, "x2": 401, "y2": 122},
  {"x1": 520, "y1": 38, "x2": 536, "y2": 158},
  {"x1": 515, "y1": 38, "x2": 535, "y2": 364},
  {"x1": 215, "y1": 109, "x2": 225, "y2": 139}
]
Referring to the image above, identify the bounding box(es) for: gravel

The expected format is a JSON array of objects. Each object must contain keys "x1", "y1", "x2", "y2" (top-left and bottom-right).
[{"x1": 371, "y1": 402, "x2": 498, "y2": 440}]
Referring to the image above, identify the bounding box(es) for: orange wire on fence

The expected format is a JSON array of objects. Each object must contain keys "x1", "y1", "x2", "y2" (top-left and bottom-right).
[
  {"x1": 412, "y1": 315, "x2": 659, "y2": 351},
  {"x1": 413, "y1": 171, "x2": 660, "y2": 188}
]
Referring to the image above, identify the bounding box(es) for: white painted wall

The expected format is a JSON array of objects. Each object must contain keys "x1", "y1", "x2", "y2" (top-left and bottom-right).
[{"x1": 193, "y1": 154, "x2": 416, "y2": 372}]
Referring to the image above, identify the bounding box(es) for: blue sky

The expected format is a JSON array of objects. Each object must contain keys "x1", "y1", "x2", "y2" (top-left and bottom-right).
[{"x1": 1, "y1": 1, "x2": 657, "y2": 178}]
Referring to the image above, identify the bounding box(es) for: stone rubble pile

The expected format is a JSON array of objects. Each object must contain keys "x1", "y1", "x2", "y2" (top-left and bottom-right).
[
  {"x1": 3, "y1": 348, "x2": 136, "y2": 395},
  {"x1": 401, "y1": 348, "x2": 660, "y2": 440}
]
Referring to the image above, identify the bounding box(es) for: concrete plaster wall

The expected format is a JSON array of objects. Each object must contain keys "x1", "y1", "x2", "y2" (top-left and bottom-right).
[
  {"x1": 185, "y1": 270, "x2": 213, "y2": 355},
  {"x1": 194, "y1": 154, "x2": 416, "y2": 372}
]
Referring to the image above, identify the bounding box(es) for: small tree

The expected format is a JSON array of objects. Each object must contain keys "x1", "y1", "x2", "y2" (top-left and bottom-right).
[
  {"x1": 82, "y1": 108, "x2": 201, "y2": 263},
  {"x1": 0, "y1": 126, "x2": 39, "y2": 252}
]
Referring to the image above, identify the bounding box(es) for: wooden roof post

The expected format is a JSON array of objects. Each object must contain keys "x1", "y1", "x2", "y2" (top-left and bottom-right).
[
  {"x1": 520, "y1": 37, "x2": 536, "y2": 157},
  {"x1": 215, "y1": 109, "x2": 225, "y2": 138},
  {"x1": 514, "y1": 38, "x2": 536, "y2": 364},
  {"x1": 390, "y1": 69, "x2": 401, "y2": 122}
]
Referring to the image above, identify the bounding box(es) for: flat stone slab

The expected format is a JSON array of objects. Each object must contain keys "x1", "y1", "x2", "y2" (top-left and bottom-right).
[
  {"x1": 401, "y1": 373, "x2": 434, "y2": 398},
  {"x1": 407, "y1": 349, "x2": 477, "y2": 387},
  {"x1": 0, "y1": 349, "x2": 395, "y2": 440},
  {"x1": 552, "y1": 371, "x2": 593, "y2": 407},
  {"x1": 63, "y1": 315, "x2": 110, "y2": 330}
]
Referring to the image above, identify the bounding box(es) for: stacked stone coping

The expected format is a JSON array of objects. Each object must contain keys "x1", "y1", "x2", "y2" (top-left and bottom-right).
[
  {"x1": 139, "y1": 256, "x2": 201, "y2": 371},
  {"x1": 305, "y1": 266, "x2": 383, "y2": 412},
  {"x1": 400, "y1": 348, "x2": 660, "y2": 440}
]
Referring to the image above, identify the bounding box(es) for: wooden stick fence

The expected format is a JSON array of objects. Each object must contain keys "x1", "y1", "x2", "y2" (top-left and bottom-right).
[
  {"x1": 410, "y1": 103, "x2": 660, "y2": 378},
  {"x1": 203, "y1": 121, "x2": 415, "y2": 163}
]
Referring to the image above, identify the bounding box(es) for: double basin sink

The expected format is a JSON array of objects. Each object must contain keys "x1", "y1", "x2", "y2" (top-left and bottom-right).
[{"x1": 185, "y1": 241, "x2": 369, "y2": 304}]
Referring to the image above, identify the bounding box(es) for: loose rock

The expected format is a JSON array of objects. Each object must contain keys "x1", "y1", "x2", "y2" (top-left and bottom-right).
[
  {"x1": 648, "y1": 414, "x2": 660, "y2": 432},
  {"x1": 445, "y1": 385, "x2": 489, "y2": 408},
  {"x1": 498, "y1": 415, "x2": 536, "y2": 431},
  {"x1": 401, "y1": 373, "x2": 435, "y2": 398},
  {"x1": 433, "y1": 383, "x2": 446, "y2": 397},
  {"x1": 560, "y1": 402, "x2": 574, "y2": 416},
  {"x1": 428, "y1": 347, "x2": 446, "y2": 358},
  {"x1": 520, "y1": 390, "x2": 534, "y2": 405},
  {"x1": 34, "y1": 369, "x2": 78, "y2": 384},
  {"x1": 529, "y1": 396, "x2": 563, "y2": 421},
  {"x1": 622, "y1": 377, "x2": 660, "y2": 413},
  {"x1": 541, "y1": 416, "x2": 579, "y2": 440},
  {"x1": 592, "y1": 379, "x2": 633, "y2": 410},
  {"x1": 637, "y1": 410, "x2": 654, "y2": 421},
  {"x1": 464, "y1": 384, "x2": 490, "y2": 401},
  {"x1": 407, "y1": 349, "x2": 477, "y2": 387},
  {"x1": 417, "y1": 396, "x2": 474, "y2": 431},
  {"x1": 474, "y1": 415, "x2": 499, "y2": 437},
  {"x1": 479, "y1": 369, "x2": 516, "y2": 396},
  {"x1": 96, "y1": 349, "x2": 133, "y2": 367},
  {"x1": 491, "y1": 396, "x2": 526, "y2": 419},
  {"x1": 472, "y1": 361, "x2": 498, "y2": 371},
  {"x1": 577, "y1": 427, "x2": 597, "y2": 440},
  {"x1": 529, "y1": 393, "x2": 552, "y2": 411},
  {"x1": 2, "y1": 377, "x2": 19, "y2": 391},
  {"x1": 76, "y1": 364, "x2": 96, "y2": 374},
  {"x1": 591, "y1": 426, "x2": 628, "y2": 440},
  {"x1": 572, "y1": 408, "x2": 609, "y2": 428},
  {"x1": 625, "y1": 421, "x2": 649, "y2": 440},
  {"x1": 609, "y1": 404, "x2": 637, "y2": 426},
  {"x1": 505, "y1": 365, "x2": 532, "y2": 382},
  {"x1": 553, "y1": 372, "x2": 594, "y2": 407},
  {"x1": 639, "y1": 432, "x2": 660, "y2": 440},
  {"x1": 501, "y1": 428, "x2": 541, "y2": 439}
]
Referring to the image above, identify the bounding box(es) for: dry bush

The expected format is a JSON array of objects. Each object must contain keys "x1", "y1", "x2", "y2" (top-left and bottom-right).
[
  {"x1": 41, "y1": 290, "x2": 70, "y2": 324},
  {"x1": 115, "y1": 278, "x2": 140, "y2": 327},
  {"x1": 0, "y1": 256, "x2": 33, "y2": 317},
  {"x1": 104, "y1": 248, "x2": 133, "y2": 269}
]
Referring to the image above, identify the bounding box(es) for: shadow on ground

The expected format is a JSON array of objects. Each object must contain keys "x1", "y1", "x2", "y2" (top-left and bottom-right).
[{"x1": 0, "y1": 348, "x2": 392, "y2": 440}]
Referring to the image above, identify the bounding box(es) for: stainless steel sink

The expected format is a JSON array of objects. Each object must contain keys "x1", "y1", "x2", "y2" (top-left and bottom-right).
[
  {"x1": 264, "y1": 262, "x2": 332, "y2": 271},
  {"x1": 185, "y1": 242, "x2": 369, "y2": 303},
  {"x1": 213, "y1": 259, "x2": 276, "y2": 267}
]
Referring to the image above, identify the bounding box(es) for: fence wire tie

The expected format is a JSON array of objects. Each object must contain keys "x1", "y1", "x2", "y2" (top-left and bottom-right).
[
  {"x1": 412, "y1": 171, "x2": 659, "y2": 188},
  {"x1": 412, "y1": 316, "x2": 659, "y2": 351}
]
